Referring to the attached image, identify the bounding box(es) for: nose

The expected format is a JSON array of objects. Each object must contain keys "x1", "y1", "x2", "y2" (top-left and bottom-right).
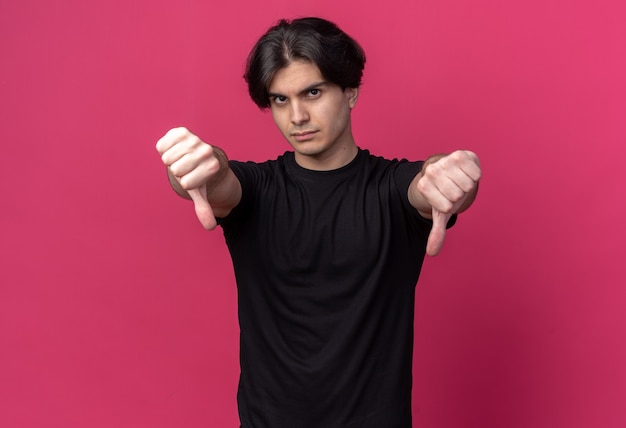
[{"x1": 290, "y1": 100, "x2": 309, "y2": 126}]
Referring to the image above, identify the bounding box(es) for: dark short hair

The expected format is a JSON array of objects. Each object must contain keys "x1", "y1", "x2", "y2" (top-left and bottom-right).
[{"x1": 244, "y1": 17, "x2": 366, "y2": 109}]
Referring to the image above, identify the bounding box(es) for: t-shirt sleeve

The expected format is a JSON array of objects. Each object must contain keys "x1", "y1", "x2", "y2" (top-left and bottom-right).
[{"x1": 216, "y1": 160, "x2": 260, "y2": 229}]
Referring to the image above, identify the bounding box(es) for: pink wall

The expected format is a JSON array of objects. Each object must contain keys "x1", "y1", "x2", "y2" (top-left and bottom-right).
[{"x1": 1, "y1": 0, "x2": 624, "y2": 427}]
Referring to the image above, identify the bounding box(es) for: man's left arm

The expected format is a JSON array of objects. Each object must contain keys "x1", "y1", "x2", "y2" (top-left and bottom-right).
[{"x1": 408, "y1": 150, "x2": 482, "y2": 256}]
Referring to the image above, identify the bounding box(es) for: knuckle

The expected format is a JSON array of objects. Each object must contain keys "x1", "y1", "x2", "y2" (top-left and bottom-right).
[
  {"x1": 452, "y1": 188, "x2": 466, "y2": 202},
  {"x1": 448, "y1": 152, "x2": 463, "y2": 165},
  {"x1": 462, "y1": 179, "x2": 478, "y2": 193},
  {"x1": 171, "y1": 126, "x2": 189, "y2": 136},
  {"x1": 465, "y1": 150, "x2": 479, "y2": 162},
  {"x1": 438, "y1": 200, "x2": 454, "y2": 214},
  {"x1": 169, "y1": 163, "x2": 181, "y2": 176},
  {"x1": 424, "y1": 162, "x2": 439, "y2": 178},
  {"x1": 197, "y1": 143, "x2": 212, "y2": 158},
  {"x1": 475, "y1": 167, "x2": 483, "y2": 180},
  {"x1": 416, "y1": 177, "x2": 429, "y2": 194},
  {"x1": 206, "y1": 156, "x2": 220, "y2": 174},
  {"x1": 178, "y1": 175, "x2": 192, "y2": 190},
  {"x1": 167, "y1": 127, "x2": 193, "y2": 143}
]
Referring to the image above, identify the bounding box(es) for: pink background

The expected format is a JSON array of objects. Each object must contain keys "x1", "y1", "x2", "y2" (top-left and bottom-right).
[{"x1": 1, "y1": 0, "x2": 625, "y2": 427}]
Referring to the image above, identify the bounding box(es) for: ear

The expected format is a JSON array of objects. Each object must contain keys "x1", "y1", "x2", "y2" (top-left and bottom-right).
[{"x1": 345, "y1": 87, "x2": 359, "y2": 109}]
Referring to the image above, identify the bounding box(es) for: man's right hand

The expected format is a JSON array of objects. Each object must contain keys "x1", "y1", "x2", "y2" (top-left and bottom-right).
[{"x1": 156, "y1": 127, "x2": 220, "y2": 230}]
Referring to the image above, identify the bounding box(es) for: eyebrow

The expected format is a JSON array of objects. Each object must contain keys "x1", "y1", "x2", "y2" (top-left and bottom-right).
[{"x1": 268, "y1": 81, "x2": 328, "y2": 99}]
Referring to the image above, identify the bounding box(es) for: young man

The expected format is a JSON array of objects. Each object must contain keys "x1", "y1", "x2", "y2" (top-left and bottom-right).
[{"x1": 157, "y1": 17, "x2": 481, "y2": 428}]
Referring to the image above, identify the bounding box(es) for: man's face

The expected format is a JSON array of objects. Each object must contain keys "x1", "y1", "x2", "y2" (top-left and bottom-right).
[{"x1": 267, "y1": 60, "x2": 359, "y2": 170}]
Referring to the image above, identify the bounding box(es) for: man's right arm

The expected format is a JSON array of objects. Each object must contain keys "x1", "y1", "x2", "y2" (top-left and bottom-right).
[{"x1": 156, "y1": 127, "x2": 242, "y2": 229}]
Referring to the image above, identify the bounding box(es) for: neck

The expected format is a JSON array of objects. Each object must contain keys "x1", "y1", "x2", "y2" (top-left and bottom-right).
[{"x1": 294, "y1": 142, "x2": 359, "y2": 171}]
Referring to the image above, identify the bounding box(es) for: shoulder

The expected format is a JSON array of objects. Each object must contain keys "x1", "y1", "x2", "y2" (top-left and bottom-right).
[
  {"x1": 229, "y1": 152, "x2": 293, "y2": 181},
  {"x1": 359, "y1": 149, "x2": 424, "y2": 180}
]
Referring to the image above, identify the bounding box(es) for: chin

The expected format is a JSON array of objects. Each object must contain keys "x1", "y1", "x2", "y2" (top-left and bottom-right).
[
  {"x1": 296, "y1": 146, "x2": 329, "y2": 158},
  {"x1": 290, "y1": 140, "x2": 326, "y2": 155}
]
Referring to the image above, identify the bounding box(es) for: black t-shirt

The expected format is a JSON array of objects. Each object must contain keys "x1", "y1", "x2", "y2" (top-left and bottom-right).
[{"x1": 219, "y1": 149, "x2": 443, "y2": 428}]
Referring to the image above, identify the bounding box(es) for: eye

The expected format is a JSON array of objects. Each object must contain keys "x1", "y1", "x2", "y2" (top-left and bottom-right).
[
  {"x1": 271, "y1": 95, "x2": 288, "y2": 106},
  {"x1": 307, "y1": 89, "x2": 321, "y2": 97}
]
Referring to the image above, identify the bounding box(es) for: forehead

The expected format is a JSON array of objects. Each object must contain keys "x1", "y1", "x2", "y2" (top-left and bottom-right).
[{"x1": 268, "y1": 60, "x2": 325, "y2": 95}]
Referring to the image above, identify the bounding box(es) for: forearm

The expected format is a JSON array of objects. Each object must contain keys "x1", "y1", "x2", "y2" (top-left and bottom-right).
[
  {"x1": 203, "y1": 146, "x2": 232, "y2": 199},
  {"x1": 202, "y1": 147, "x2": 242, "y2": 216}
]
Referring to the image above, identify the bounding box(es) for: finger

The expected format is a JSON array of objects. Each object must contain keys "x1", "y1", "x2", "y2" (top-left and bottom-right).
[
  {"x1": 156, "y1": 127, "x2": 189, "y2": 156},
  {"x1": 456, "y1": 150, "x2": 482, "y2": 182},
  {"x1": 174, "y1": 153, "x2": 220, "y2": 190},
  {"x1": 435, "y1": 178, "x2": 467, "y2": 209},
  {"x1": 169, "y1": 151, "x2": 204, "y2": 184},
  {"x1": 438, "y1": 165, "x2": 478, "y2": 197},
  {"x1": 421, "y1": 158, "x2": 479, "y2": 210},
  {"x1": 188, "y1": 187, "x2": 217, "y2": 230},
  {"x1": 161, "y1": 132, "x2": 211, "y2": 169},
  {"x1": 426, "y1": 208, "x2": 452, "y2": 256},
  {"x1": 160, "y1": 140, "x2": 191, "y2": 167}
]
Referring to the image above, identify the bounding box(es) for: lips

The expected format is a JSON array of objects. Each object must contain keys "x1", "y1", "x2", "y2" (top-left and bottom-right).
[{"x1": 291, "y1": 130, "x2": 318, "y2": 142}]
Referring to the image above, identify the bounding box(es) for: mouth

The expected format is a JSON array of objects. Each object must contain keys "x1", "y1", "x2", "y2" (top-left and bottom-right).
[{"x1": 291, "y1": 130, "x2": 318, "y2": 142}]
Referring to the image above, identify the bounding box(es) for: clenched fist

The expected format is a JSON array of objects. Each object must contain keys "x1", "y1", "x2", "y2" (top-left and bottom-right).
[
  {"x1": 413, "y1": 150, "x2": 482, "y2": 256},
  {"x1": 156, "y1": 127, "x2": 221, "y2": 230}
]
